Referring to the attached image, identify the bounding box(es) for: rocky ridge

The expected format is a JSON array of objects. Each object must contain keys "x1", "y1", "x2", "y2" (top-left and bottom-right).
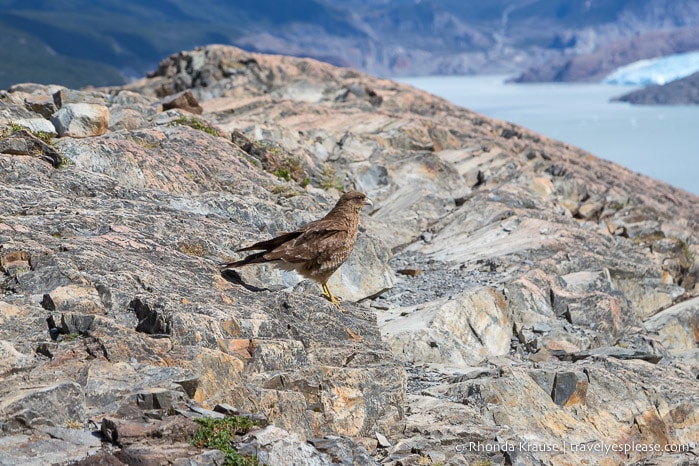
[
  {"x1": 0, "y1": 45, "x2": 698, "y2": 465},
  {"x1": 612, "y1": 70, "x2": 699, "y2": 105},
  {"x1": 512, "y1": 25, "x2": 699, "y2": 84}
]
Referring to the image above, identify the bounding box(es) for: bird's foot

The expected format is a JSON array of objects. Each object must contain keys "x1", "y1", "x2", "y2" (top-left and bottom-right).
[{"x1": 322, "y1": 284, "x2": 344, "y2": 311}]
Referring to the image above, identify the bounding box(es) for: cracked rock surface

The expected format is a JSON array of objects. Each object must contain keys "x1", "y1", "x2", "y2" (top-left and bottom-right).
[{"x1": 1, "y1": 45, "x2": 698, "y2": 464}]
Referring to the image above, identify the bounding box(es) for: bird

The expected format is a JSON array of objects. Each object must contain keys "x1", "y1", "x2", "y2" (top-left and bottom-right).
[{"x1": 220, "y1": 191, "x2": 373, "y2": 308}]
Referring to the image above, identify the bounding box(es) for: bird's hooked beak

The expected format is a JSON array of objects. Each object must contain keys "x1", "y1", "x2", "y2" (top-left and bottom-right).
[{"x1": 361, "y1": 197, "x2": 374, "y2": 215}]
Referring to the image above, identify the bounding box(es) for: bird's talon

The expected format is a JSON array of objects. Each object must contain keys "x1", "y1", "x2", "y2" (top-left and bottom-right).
[{"x1": 322, "y1": 283, "x2": 344, "y2": 310}]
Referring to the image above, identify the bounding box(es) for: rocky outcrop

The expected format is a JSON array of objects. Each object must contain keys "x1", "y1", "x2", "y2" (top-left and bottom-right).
[
  {"x1": 1, "y1": 45, "x2": 698, "y2": 464},
  {"x1": 612, "y1": 70, "x2": 699, "y2": 105}
]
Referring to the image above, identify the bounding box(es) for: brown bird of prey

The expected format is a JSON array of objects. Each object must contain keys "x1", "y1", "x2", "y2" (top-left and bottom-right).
[{"x1": 220, "y1": 191, "x2": 373, "y2": 307}]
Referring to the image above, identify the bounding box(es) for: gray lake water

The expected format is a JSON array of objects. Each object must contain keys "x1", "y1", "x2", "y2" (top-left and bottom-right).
[{"x1": 399, "y1": 75, "x2": 699, "y2": 196}]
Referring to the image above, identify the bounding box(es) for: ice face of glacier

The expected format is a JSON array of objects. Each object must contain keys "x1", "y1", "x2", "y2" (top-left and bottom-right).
[{"x1": 603, "y1": 51, "x2": 699, "y2": 86}]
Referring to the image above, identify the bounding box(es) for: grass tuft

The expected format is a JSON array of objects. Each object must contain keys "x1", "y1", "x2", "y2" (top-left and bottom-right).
[
  {"x1": 191, "y1": 416, "x2": 262, "y2": 466},
  {"x1": 171, "y1": 116, "x2": 219, "y2": 136},
  {"x1": 273, "y1": 167, "x2": 291, "y2": 181},
  {"x1": 320, "y1": 166, "x2": 344, "y2": 191}
]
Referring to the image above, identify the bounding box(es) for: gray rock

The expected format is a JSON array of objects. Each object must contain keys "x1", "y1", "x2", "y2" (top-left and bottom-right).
[
  {"x1": 308, "y1": 436, "x2": 378, "y2": 465},
  {"x1": 237, "y1": 426, "x2": 330, "y2": 465},
  {"x1": 0, "y1": 128, "x2": 62, "y2": 166},
  {"x1": 379, "y1": 287, "x2": 511, "y2": 366},
  {"x1": 13, "y1": 118, "x2": 57, "y2": 136},
  {"x1": 326, "y1": 232, "x2": 395, "y2": 302},
  {"x1": 51, "y1": 103, "x2": 110, "y2": 137},
  {"x1": 571, "y1": 344, "x2": 667, "y2": 363},
  {"x1": 109, "y1": 107, "x2": 149, "y2": 131},
  {"x1": 23, "y1": 94, "x2": 58, "y2": 119},
  {"x1": 375, "y1": 431, "x2": 391, "y2": 448},
  {"x1": 644, "y1": 296, "x2": 699, "y2": 352},
  {"x1": 52, "y1": 88, "x2": 108, "y2": 108},
  {"x1": 0, "y1": 340, "x2": 32, "y2": 376},
  {"x1": 0, "y1": 382, "x2": 86, "y2": 433},
  {"x1": 0, "y1": 430, "x2": 101, "y2": 466}
]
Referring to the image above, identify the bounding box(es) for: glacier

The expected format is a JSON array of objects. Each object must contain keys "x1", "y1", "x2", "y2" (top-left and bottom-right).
[{"x1": 602, "y1": 51, "x2": 699, "y2": 86}]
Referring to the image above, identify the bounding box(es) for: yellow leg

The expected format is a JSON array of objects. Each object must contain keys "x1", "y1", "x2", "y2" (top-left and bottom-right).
[{"x1": 322, "y1": 283, "x2": 343, "y2": 309}]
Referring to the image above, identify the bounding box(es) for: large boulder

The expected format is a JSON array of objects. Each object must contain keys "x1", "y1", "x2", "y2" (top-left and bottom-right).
[{"x1": 51, "y1": 103, "x2": 109, "y2": 137}]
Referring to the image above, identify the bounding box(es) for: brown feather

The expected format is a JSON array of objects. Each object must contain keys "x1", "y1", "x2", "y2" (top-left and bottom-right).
[{"x1": 236, "y1": 231, "x2": 303, "y2": 252}]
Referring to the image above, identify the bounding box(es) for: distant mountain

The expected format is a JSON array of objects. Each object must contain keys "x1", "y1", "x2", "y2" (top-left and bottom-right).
[
  {"x1": 2, "y1": 0, "x2": 699, "y2": 89},
  {"x1": 0, "y1": 0, "x2": 363, "y2": 88},
  {"x1": 512, "y1": 25, "x2": 699, "y2": 83}
]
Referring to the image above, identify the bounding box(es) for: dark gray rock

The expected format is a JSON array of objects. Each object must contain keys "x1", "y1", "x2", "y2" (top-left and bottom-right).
[
  {"x1": 24, "y1": 94, "x2": 58, "y2": 119},
  {"x1": 0, "y1": 128, "x2": 62, "y2": 167},
  {"x1": 0, "y1": 382, "x2": 86, "y2": 433},
  {"x1": 613, "y1": 71, "x2": 699, "y2": 105},
  {"x1": 309, "y1": 435, "x2": 378, "y2": 465},
  {"x1": 551, "y1": 371, "x2": 588, "y2": 407}
]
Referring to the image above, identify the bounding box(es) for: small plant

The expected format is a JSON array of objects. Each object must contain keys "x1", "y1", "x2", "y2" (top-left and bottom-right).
[
  {"x1": 679, "y1": 239, "x2": 695, "y2": 264},
  {"x1": 33, "y1": 130, "x2": 55, "y2": 145},
  {"x1": 273, "y1": 167, "x2": 291, "y2": 181},
  {"x1": 270, "y1": 185, "x2": 302, "y2": 197},
  {"x1": 56, "y1": 156, "x2": 72, "y2": 169},
  {"x1": 171, "y1": 116, "x2": 218, "y2": 137},
  {"x1": 9, "y1": 122, "x2": 24, "y2": 133},
  {"x1": 126, "y1": 135, "x2": 159, "y2": 149},
  {"x1": 191, "y1": 416, "x2": 261, "y2": 466},
  {"x1": 300, "y1": 177, "x2": 311, "y2": 188},
  {"x1": 66, "y1": 419, "x2": 82, "y2": 429},
  {"x1": 178, "y1": 241, "x2": 210, "y2": 257},
  {"x1": 3, "y1": 123, "x2": 56, "y2": 146},
  {"x1": 320, "y1": 166, "x2": 344, "y2": 191},
  {"x1": 271, "y1": 157, "x2": 304, "y2": 183},
  {"x1": 471, "y1": 459, "x2": 493, "y2": 466},
  {"x1": 417, "y1": 455, "x2": 446, "y2": 466}
]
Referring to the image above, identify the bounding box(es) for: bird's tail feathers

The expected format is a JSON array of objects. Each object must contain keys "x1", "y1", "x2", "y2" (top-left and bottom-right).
[{"x1": 220, "y1": 251, "x2": 268, "y2": 270}]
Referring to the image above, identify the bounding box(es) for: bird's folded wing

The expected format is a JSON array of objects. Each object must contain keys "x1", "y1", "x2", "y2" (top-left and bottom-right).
[
  {"x1": 264, "y1": 222, "x2": 350, "y2": 263},
  {"x1": 237, "y1": 231, "x2": 303, "y2": 252}
]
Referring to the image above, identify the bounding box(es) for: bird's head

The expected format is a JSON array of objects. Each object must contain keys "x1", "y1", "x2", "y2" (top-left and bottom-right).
[{"x1": 338, "y1": 191, "x2": 373, "y2": 211}]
